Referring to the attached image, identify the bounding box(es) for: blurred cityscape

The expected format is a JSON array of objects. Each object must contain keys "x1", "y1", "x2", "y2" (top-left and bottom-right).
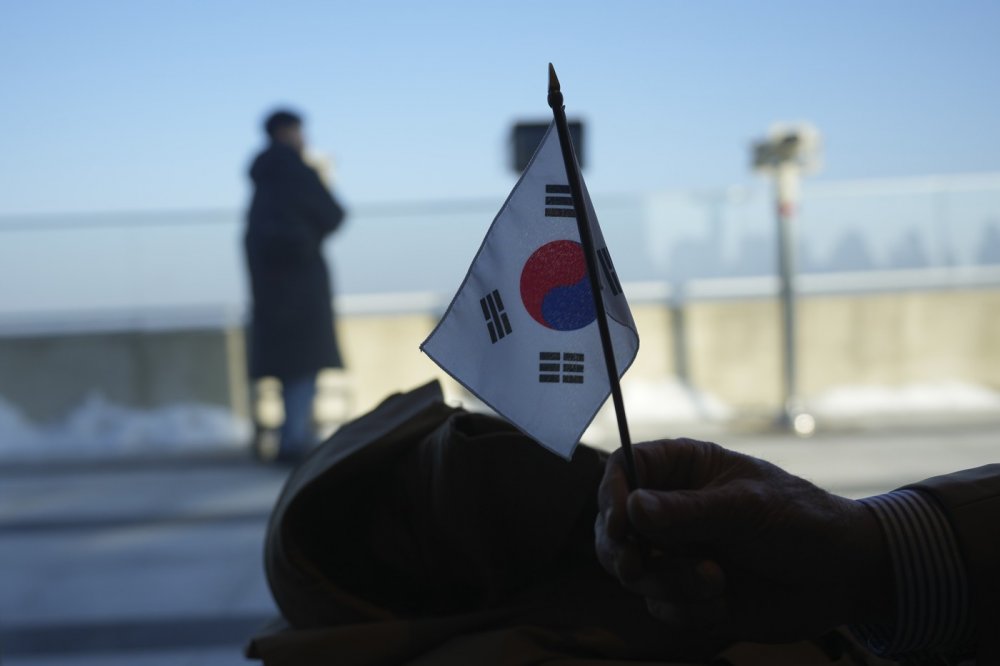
[{"x1": 3, "y1": 173, "x2": 1000, "y2": 319}]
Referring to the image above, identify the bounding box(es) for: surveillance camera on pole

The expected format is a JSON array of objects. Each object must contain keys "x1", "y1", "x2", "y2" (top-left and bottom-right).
[{"x1": 751, "y1": 123, "x2": 822, "y2": 435}]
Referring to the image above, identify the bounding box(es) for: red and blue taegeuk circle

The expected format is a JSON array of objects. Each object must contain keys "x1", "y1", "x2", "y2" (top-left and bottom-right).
[{"x1": 519, "y1": 240, "x2": 596, "y2": 331}]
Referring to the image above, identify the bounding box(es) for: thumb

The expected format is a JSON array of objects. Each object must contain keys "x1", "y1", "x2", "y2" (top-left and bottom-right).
[{"x1": 628, "y1": 488, "x2": 747, "y2": 545}]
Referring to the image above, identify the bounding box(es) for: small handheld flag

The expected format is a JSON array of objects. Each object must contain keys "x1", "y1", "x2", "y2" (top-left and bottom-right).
[{"x1": 421, "y1": 66, "x2": 639, "y2": 472}]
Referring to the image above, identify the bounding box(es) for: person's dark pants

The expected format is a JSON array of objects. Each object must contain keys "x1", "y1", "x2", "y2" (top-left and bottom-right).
[{"x1": 279, "y1": 373, "x2": 317, "y2": 458}]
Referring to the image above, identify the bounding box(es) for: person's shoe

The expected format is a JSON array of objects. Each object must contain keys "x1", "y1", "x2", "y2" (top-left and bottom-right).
[{"x1": 251, "y1": 427, "x2": 282, "y2": 463}]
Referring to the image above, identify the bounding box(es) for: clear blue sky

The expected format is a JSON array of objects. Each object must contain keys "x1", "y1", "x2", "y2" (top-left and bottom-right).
[{"x1": 2, "y1": 0, "x2": 999, "y2": 215}]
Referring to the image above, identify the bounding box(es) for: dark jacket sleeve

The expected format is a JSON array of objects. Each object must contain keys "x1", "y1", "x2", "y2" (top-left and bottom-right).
[
  {"x1": 907, "y1": 464, "x2": 1000, "y2": 664},
  {"x1": 292, "y1": 160, "x2": 345, "y2": 238}
]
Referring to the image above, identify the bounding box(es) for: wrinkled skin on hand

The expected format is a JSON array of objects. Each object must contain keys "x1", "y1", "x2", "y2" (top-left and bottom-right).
[{"x1": 595, "y1": 438, "x2": 893, "y2": 643}]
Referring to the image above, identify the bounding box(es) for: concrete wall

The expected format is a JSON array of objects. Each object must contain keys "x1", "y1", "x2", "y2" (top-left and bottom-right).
[
  {"x1": 686, "y1": 288, "x2": 1000, "y2": 410},
  {"x1": 336, "y1": 312, "x2": 455, "y2": 416},
  {"x1": 334, "y1": 303, "x2": 677, "y2": 418},
  {"x1": 1, "y1": 288, "x2": 997, "y2": 425},
  {"x1": 0, "y1": 329, "x2": 240, "y2": 423}
]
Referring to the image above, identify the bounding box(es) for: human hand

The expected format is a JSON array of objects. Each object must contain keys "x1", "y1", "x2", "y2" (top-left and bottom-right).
[
  {"x1": 303, "y1": 150, "x2": 334, "y2": 186},
  {"x1": 595, "y1": 438, "x2": 893, "y2": 642}
]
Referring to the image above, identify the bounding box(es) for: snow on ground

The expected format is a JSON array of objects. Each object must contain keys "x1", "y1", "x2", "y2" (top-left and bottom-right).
[
  {"x1": 807, "y1": 380, "x2": 1000, "y2": 419},
  {"x1": 585, "y1": 379, "x2": 1000, "y2": 447},
  {"x1": 0, "y1": 393, "x2": 250, "y2": 460},
  {"x1": 620, "y1": 377, "x2": 733, "y2": 423},
  {"x1": 1, "y1": 380, "x2": 997, "y2": 460},
  {"x1": 584, "y1": 377, "x2": 732, "y2": 446}
]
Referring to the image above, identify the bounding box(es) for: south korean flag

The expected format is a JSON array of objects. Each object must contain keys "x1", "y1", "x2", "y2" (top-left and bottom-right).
[{"x1": 421, "y1": 122, "x2": 639, "y2": 459}]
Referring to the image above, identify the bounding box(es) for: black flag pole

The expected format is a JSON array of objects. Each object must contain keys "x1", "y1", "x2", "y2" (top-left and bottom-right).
[{"x1": 547, "y1": 63, "x2": 639, "y2": 491}]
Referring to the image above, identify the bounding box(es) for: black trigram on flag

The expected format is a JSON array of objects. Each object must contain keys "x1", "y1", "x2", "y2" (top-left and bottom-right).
[
  {"x1": 480, "y1": 289, "x2": 512, "y2": 344},
  {"x1": 597, "y1": 247, "x2": 623, "y2": 296},
  {"x1": 538, "y1": 351, "x2": 585, "y2": 384},
  {"x1": 544, "y1": 184, "x2": 575, "y2": 218}
]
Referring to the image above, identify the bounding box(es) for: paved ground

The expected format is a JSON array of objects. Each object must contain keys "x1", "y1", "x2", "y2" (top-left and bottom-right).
[
  {"x1": 0, "y1": 420, "x2": 996, "y2": 665},
  {"x1": 0, "y1": 457, "x2": 286, "y2": 665}
]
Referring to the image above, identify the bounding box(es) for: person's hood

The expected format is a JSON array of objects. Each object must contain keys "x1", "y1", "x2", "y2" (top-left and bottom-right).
[{"x1": 249, "y1": 142, "x2": 300, "y2": 185}]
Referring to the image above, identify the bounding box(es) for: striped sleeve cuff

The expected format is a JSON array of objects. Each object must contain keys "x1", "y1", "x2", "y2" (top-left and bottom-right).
[{"x1": 852, "y1": 489, "x2": 975, "y2": 658}]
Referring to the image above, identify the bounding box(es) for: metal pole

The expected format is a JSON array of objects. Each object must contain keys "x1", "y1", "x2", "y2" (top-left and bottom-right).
[
  {"x1": 669, "y1": 287, "x2": 689, "y2": 386},
  {"x1": 775, "y1": 165, "x2": 800, "y2": 428}
]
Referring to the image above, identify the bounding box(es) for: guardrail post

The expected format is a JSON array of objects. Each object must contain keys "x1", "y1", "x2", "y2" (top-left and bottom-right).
[{"x1": 669, "y1": 284, "x2": 690, "y2": 387}]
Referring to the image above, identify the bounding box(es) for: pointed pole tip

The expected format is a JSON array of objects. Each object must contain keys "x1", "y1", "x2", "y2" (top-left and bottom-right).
[
  {"x1": 548, "y1": 63, "x2": 560, "y2": 93},
  {"x1": 547, "y1": 63, "x2": 563, "y2": 109}
]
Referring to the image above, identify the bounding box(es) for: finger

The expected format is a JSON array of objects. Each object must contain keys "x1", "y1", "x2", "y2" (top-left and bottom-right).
[
  {"x1": 645, "y1": 597, "x2": 682, "y2": 625},
  {"x1": 595, "y1": 513, "x2": 645, "y2": 583},
  {"x1": 624, "y1": 556, "x2": 727, "y2": 603},
  {"x1": 627, "y1": 487, "x2": 751, "y2": 546},
  {"x1": 644, "y1": 564, "x2": 731, "y2": 633},
  {"x1": 597, "y1": 450, "x2": 632, "y2": 542},
  {"x1": 600, "y1": 439, "x2": 729, "y2": 540},
  {"x1": 646, "y1": 595, "x2": 729, "y2": 630},
  {"x1": 694, "y1": 559, "x2": 726, "y2": 600},
  {"x1": 630, "y1": 438, "x2": 730, "y2": 492},
  {"x1": 616, "y1": 537, "x2": 645, "y2": 583},
  {"x1": 594, "y1": 509, "x2": 619, "y2": 577}
]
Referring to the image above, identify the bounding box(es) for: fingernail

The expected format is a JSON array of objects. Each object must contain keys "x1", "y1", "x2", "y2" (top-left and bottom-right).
[
  {"x1": 694, "y1": 560, "x2": 724, "y2": 599},
  {"x1": 633, "y1": 489, "x2": 660, "y2": 518}
]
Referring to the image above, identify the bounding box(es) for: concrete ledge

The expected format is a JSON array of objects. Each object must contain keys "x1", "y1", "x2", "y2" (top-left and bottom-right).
[{"x1": 0, "y1": 282, "x2": 997, "y2": 426}]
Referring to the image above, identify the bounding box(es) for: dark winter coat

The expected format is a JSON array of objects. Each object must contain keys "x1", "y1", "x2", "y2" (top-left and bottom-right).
[{"x1": 245, "y1": 142, "x2": 346, "y2": 380}]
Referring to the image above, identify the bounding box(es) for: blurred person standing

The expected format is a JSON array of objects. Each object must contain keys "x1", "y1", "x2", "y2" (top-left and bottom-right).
[{"x1": 245, "y1": 109, "x2": 346, "y2": 462}]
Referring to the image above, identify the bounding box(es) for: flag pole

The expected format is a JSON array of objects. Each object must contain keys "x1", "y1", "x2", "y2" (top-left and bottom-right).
[{"x1": 547, "y1": 63, "x2": 638, "y2": 491}]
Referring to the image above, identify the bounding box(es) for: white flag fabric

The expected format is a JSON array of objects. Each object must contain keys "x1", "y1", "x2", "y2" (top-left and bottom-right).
[{"x1": 421, "y1": 122, "x2": 639, "y2": 459}]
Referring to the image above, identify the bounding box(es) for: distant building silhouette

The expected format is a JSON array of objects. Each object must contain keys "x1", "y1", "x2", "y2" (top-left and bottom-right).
[
  {"x1": 667, "y1": 235, "x2": 724, "y2": 281},
  {"x1": 887, "y1": 228, "x2": 930, "y2": 270},
  {"x1": 665, "y1": 197, "x2": 730, "y2": 282},
  {"x1": 729, "y1": 232, "x2": 775, "y2": 277},
  {"x1": 826, "y1": 228, "x2": 875, "y2": 272},
  {"x1": 797, "y1": 241, "x2": 822, "y2": 274},
  {"x1": 977, "y1": 221, "x2": 1000, "y2": 265}
]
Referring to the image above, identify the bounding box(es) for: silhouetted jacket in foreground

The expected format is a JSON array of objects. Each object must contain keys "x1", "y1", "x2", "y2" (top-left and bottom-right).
[
  {"x1": 247, "y1": 382, "x2": 896, "y2": 665},
  {"x1": 245, "y1": 143, "x2": 345, "y2": 381}
]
